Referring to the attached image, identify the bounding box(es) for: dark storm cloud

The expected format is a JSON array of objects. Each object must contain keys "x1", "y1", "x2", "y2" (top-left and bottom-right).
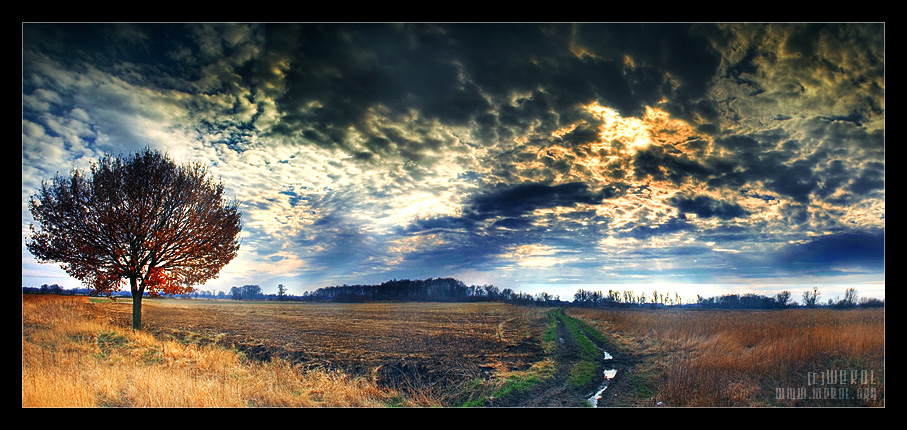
[
  {"x1": 403, "y1": 181, "x2": 610, "y2": 245},
  {"x1": 632, "y1": 144, "x2": 714, "y2": 185},
  {"x1": 703, "y1": 121, "x2": 883, "y2": 209},
  {"x1": 256, "y1": 23, "x2": 720, "y2": 163},
  {"x1": 847, "y1": 161, "x2": 885, "y2": 195},
  {"x1": 705, "y1": 134, "x2": 819, "y2": 205},
  {"x1": 23, "y1": 24, "x2": 157, "y2": 74},
  {"x1": 670, "y1": 194, "x2": 748, "y2": 220},
  {"x1": 776, "y1": 230, "x2": 885, "y2": 272},
  {"x1": 466, "y1": 182, "x2": 603, "y2": 220},
  {"x1": 496, "y1": 90, "x2": 563, "y2": 141},
  {"x1": 559, "y1": 124, "x2": 600, "y2": 147},
  {"x1": 263, "y1": 24, "x2": 492, "y2": 149},
  {"x1": 713, "y1": 229, "x2": 887, "y2": 280},
  {"x1": 572, "y1": 24, "x2": 722, "y2": 115}
]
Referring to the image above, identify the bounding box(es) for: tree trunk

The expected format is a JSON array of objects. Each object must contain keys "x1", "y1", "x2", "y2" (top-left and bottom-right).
[{"x1": 130, "y1": 276, "x2": 143, "y2": 331}]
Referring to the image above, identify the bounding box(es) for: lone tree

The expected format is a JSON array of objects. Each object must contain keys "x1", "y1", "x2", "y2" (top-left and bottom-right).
[
  {"x1": 802, "y1": 287, "x2": 821, "y2": 308},
  {"x1": 26, "y1": 148, "x2": 242, "y2": 330}
]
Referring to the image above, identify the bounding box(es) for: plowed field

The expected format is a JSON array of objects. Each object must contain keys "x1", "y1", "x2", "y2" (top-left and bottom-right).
[{"x1": 99, "y1": 298, "x2": 553, "y2": 400}]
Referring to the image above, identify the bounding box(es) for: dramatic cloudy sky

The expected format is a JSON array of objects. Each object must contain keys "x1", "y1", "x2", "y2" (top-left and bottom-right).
[{"x1": 22, "y1": 23, "x2": 885, "y2": 302}]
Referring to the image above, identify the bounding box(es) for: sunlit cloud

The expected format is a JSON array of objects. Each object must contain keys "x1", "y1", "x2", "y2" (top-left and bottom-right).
[{"x1": 500, "y1": 244, "x2": 562, "y2": 268}]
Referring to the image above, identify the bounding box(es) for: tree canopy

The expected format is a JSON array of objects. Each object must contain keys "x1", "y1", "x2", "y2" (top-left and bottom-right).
[{"x1": 27, "y1": 148, "x2": 242, "y2": 329}]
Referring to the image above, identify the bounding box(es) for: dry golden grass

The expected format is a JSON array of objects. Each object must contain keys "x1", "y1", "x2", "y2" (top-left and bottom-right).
[
  {"x1": 22, "y1": 294, "x2": 422, "y2": 407},
  {"x1": 568, "y1": 307, "x2": 884, "y2": 407}
]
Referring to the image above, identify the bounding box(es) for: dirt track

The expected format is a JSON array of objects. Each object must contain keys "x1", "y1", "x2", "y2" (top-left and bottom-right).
[
  {"x1": 501, "y1": 309, "x2": 638, "y2": 407},
  {"x1": 506, "y1": 313, "x2": 588, "y2": 407}
]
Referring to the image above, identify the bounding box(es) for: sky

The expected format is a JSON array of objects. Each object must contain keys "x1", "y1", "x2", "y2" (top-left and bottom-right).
[{"x1": 22, "y1": 23, "x2": 885, "y2": 303}]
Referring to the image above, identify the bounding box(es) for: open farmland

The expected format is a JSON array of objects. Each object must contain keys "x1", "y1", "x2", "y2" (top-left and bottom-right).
[
  {"x1": 28, "y1": 295, "x2": 884, "y2": 407},
  {"x1": 98, "y1": 298, "x2": 554, "y2": 402}
]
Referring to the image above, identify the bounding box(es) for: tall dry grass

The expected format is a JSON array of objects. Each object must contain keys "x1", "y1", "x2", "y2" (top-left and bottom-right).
[
  {"x1": 569, "y1": 307, "x2": 884, "y2": 407},
  {"x1": 22, "y1": 294, "x2": 424, "y2": 407}
]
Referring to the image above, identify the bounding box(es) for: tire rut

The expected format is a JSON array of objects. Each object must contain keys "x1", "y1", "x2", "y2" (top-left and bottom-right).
[{"x1": 511, "y1": 310, "x2": 614, "y2": 407}]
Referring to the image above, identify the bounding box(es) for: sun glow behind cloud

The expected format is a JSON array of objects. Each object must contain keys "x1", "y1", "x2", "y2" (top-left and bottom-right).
[
  {"x1": 543, "y1": 102, "x2": 714, "y2": 238},
  {"x1": 584, "y1": 102, "x2": 655, "y2": 151}
]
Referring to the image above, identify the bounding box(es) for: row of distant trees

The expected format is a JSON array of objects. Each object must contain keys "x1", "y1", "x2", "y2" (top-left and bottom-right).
[
  {"x1": 22, "y1": 284, "x2": 89, "y2": 296},
  {"x1": 293, "y1": 278, "x2": 567, "y2": 306},
  {"x1": 799, "y1": 286, "x2": 884, "y2": 309},
  {"x1": 694, "y1": 287, "x2": 883, "y2": 309},
  {"x1": 572, "y1": 287, "x2": 882, "y2": 309},
  {"x1": 22, "y1": 284, "x2": 216, "y2": 299},
  {"x1": 573, "y1": 288, "x2": 686, "y2": 307},
  {"x1": 22, "y1": 278, "x2": 568, "y2": 306},
  {"x1": 23, "y1": 280, "x2": 882, "y2": 309},
  {"x1": 696, "y1": 291, "x2": 795, "y2": 309}
]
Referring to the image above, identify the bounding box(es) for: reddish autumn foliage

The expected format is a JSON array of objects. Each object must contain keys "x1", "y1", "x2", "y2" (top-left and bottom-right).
[
  {"x1": 144, "y1": 267, "x2": 190, "y2": 297},
  {"x1": 27, "y1": 148, "x2": 242, "y2": 329}
]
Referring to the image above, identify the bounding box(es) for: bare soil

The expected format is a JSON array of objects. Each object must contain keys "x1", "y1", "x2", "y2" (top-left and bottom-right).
[
  {"x1": 101, "y1": 299, "x2": 551, "y2": 399},
  {"x1": 97, "y1": 298, "x2": 643, "y2": 407}
]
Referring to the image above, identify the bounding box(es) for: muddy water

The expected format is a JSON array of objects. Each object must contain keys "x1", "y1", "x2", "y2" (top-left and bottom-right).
[{"x1": 587, "y1": 349, "x2": 617, "y2": 407}]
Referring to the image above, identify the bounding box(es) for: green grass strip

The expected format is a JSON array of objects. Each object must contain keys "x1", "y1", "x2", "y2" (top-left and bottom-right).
[{"x1": 555, "y1": 309, "x2": 607, "y2": 390}]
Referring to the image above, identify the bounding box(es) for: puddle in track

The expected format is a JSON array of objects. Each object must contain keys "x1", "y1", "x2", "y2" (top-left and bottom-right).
[{"x1": 587, "y1": 348, "x2": 617, "y2": 407}]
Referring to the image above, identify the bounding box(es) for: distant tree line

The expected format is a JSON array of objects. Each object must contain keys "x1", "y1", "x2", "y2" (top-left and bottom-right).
[
  {"x1": 573, "y1": 288, "x2": 685, "y2": 308},
  {"x1": 229, "y1": 284, "x2": 266, "y2": 300},
  {"x1": 694, "y1": 287, "x2": 883, "y2": 309},
  {"x1": 22, "y1": 284, "x2": 90, "y2": 296},
  {"x1": 695, "y1": 292, "x2": 794, "y2": 309},
  {"x1": 296, "y1": 277, "x2": 567, "y2": 306},
  {"x1": 24, "y1": 283, "x2": 278, "y2": 301},
  {"x1": 23, "y1": 280, "x2": 883, "y2": 309}
]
